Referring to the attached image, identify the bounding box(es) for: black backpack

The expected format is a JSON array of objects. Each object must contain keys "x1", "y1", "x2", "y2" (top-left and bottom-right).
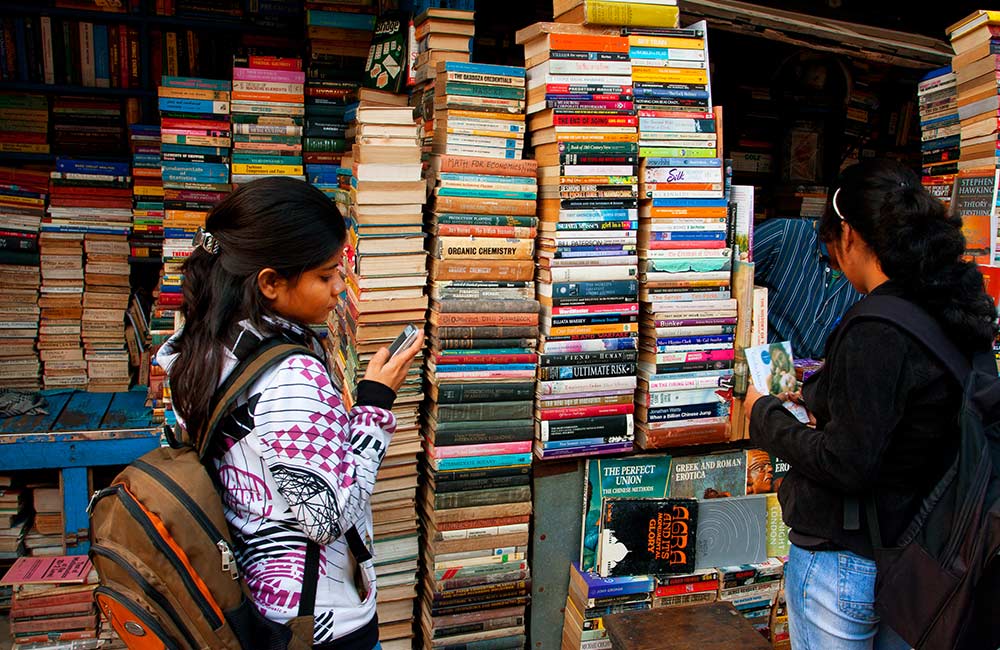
[{"x1": 837, "y1": 295, "x2": 1000, "y2": 649}]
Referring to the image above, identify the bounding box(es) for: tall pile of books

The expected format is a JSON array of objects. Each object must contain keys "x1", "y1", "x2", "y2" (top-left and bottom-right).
[
  {"x1": 562, "y1": 563, "x2": 653, "y2": 650},
  {"x1": 303, "y1": 6, "x2": 373, "y2": 184},
  {"x1": 518, "y1": 23, "x2": 639, "y2": 460},
  {"x1": 917, "y1": 66, "x2": 959, "y2": 210},
  {"x1": 231, "y1": 54, "x2": 305, "y2": 184},
  {"x1": 328, "y1": 100, "x2": 426, "y2": 648},
  {"x1": 129, "y1": 125, "x2": 165, "y2": 261},
  {"x1": 0, "y1": 92, "x2": 49, "y2": 157},
  {"x1": 0, "y1": 167, "x2": 47, "y2": 391},
  {"x1": 410, "y1": 7, "x2": 475, "y2": 167},
  {"x1": 629, "y1": 22, "x2": 735, "y2": 451},
  {"x1": 38, "y1": 226, "x2": 84, "y2": 391},
  {"x1": 82, "y1": 234, "x2": 131, "y2": 391},
  {"x1": 419, "y1": 63, "x2": 537, "y2": 650},
  {"x1": 2, "y1": 556, "x2": 100, "y2": 648},
  {"x1": 51, "y1": 96, "x2": 126, "y2": 158},
  {"x1": 155, "y1": 76, "x2": 232, "y2": 425},
  {"x1": 949, "y1": 10, "x2": 1000, "y2": 172}
]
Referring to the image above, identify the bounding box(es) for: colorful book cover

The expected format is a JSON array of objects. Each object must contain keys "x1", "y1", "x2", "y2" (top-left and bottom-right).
[
  {"x1": 364, "y1": 11, "x2": 406, "y2": 93},
  {"x1": 597, "y1": 497, "x2": 697, "y2": 577},
  {"x1": 745, "y1": 449, "x2": 788, "y2": 495},
  {"x1": 1, "y1": 556, "x2": 92, "y2": 585},
  {"x1": 668, "y1": 450, "x2": 747, "y2": 499},
  {"x1": 745, "y1": 341, "x2": 809, "y2": 423},
  {"x1": 951, "y1": 168, "x2": 999, "y2": 261},
  {"x1": 580, "y1": 454, "x2": 672, "y2": 572}
]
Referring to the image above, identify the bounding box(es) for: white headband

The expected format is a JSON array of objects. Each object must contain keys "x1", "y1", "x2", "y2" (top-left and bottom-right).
[{"x1": 831, "y1": 187, "x2": 847, "y2": 223}]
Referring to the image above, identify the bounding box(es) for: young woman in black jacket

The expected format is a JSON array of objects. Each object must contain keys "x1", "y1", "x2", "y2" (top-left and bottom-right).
[{"x1": 745, "y1": 158, "x2": 997, "y2": 650}]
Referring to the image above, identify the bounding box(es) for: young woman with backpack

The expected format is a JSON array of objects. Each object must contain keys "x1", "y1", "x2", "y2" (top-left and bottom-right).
[
  {"x1": 744, "y1": 158, "x2": 998, "y2": 649},
  {"x1": 158, "y1": 177, "x2": 422, "y2": 650}
]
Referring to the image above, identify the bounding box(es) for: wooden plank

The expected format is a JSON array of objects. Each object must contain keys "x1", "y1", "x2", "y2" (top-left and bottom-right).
[
  {"x1": 51, "y1": 391, "x2": 114, "y2": 432},
  {"x1": 0, "y1": 432, "x2": 160, "y2": 470},
  {"x1": 101, "y1": 391, "x2": 153, "y2": 429},
  {"x1": 61, "y1": 467, "x2": 90, "y2": 556},
  {"x1": 0, "y1": 390, "x2": 73, "y2": 434},
  {"x1": 604, "y1": 601, "x2": 772, "y2": 650}
]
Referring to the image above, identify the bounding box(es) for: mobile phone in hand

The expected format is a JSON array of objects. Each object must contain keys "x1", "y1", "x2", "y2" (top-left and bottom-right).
[{"x1": 388, "y1": 324, "x2": 420, "y2": 358}]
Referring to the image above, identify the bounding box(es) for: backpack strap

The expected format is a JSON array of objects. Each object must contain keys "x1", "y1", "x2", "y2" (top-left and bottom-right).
[
  {"x1": 298, "y1": 540, "x2": 321, "y2": 618},
  {"x1": 197, "y1": 338, "x2": 321, "y2": 460}
]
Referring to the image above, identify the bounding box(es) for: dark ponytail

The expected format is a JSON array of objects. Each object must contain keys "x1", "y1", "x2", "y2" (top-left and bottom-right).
[
  {"x1": 819, "y1": 158, "x2": 998, "y2": 355},
  {"x1": 172, "y1": 177, "x2": 347, "y2": 444}
]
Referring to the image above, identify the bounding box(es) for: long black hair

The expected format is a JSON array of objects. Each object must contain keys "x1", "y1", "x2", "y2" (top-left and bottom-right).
[
  {"x1": 171, "y1": 176, "x2": 347, "y2": 442},
  {"x1": 819, "y1": 158, "x2": 997, "y2": 355}
]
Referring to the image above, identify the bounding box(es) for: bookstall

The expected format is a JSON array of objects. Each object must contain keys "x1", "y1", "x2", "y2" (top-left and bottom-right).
[{"x1": 0, "y1": 0, "x2": 983, "y2": 648}]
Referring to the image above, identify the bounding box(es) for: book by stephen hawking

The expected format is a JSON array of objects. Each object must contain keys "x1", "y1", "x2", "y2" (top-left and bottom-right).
[
  {"x1": 745, "y1": 340, "x2": 809, "y2": 423},
  {"x1": 597, "y1": 497, "x2": 698, "y2": 577}
]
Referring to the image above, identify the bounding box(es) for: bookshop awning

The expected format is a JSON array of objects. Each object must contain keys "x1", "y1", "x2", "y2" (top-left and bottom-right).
[{"x1": 678, "y1": 0, "x2": 952, "y2": 69}]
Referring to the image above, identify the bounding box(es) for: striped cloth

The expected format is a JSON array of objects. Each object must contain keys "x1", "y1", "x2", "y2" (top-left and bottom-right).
[{"x1": 753, "y1": 218, "x2": 863, "y2": 359}]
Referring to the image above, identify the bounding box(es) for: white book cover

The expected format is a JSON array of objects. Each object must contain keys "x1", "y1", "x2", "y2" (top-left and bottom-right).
[{"x1": 745, "y1": 341, "x2": 809, "y2": 423}]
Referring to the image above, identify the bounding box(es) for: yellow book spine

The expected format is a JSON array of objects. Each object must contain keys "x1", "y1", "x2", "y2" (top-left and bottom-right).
[
  {"x1": 231, "y1": 164, "x2": 304, "y2": 176},
  {"x1": 0, "y1": 143, "x2": 49, "y2": 153},
  {"x1": 586, "y1": 2, "x2": 680, "y2": 28}
]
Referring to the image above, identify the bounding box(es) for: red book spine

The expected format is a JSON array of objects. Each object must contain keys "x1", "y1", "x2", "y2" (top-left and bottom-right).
[
  {"x1": 539, "y1": 403, "x2": 634, "y2": 420},
  {"x1": 435, "y1": 353, "x2": 538, "y2": 365}
]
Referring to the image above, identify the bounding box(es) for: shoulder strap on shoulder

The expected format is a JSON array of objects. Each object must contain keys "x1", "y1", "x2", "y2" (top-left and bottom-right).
[
  {"x1": 197, "y1": 338, "x2": 321, "y2": 459},
  {"x1": 836, "y1": 294, "x2": 972, "y2": 383}
]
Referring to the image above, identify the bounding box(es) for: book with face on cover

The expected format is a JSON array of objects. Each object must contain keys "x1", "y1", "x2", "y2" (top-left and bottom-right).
[{"x1": 745, "y1": 341, "x2": 809, "y2": 423}]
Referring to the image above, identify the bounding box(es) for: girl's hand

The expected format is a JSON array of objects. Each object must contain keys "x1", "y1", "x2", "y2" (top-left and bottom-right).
[{"x1": 363, "y1": 330, "x2": 425, "y2": 393}]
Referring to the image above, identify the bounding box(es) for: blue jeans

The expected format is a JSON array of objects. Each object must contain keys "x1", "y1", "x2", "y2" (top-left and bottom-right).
[{"x1": 786, "y1": 544, "x2": 912, "y2": 650}]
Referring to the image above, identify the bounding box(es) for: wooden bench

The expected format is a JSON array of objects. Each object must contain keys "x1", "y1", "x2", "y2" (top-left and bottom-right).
[
  {"x1": 0, "y1": 389, "x2": 160, "y2": 555},
  {"x1": 604, "y1": 601, "x2": 773, "y2": 650}
]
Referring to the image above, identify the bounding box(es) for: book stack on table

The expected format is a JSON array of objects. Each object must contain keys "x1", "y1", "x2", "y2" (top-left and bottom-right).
[
  {"x1": 0, "y1": 166, "x2": 46, "y2": 391},
  {"x1": 418, "y1": 61, "x2": 536, "y2": 650},
  {"x1": 230, "y1": 54, "x2": 305, "y2": 185},
  {"x1": 520, "y1": 23, "x2": 640, "y2": 460},
  {"x1": 129, "y1": 124, "x2": 165, "y2": 262}
]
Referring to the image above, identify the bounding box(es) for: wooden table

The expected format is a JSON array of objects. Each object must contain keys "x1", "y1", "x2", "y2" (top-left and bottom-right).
[
  {"x1": 0, "y1": 389, "x2": 161, "y2": 555},
  {"x1": 604, "y1": 601, "x2": 773, "y2": 650}
]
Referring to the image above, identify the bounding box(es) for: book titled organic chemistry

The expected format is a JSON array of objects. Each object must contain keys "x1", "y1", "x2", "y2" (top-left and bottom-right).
[{"x1": 745, "y1": 341, "x2": 809, "y2": 423}]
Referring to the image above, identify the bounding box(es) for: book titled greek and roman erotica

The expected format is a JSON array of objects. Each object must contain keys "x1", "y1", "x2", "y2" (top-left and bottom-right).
[{"x1": 745, "y1": 341, "x2": 809, "y2": 423}]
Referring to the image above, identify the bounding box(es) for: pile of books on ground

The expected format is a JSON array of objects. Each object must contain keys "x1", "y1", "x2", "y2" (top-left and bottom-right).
[
  {"x1": 631, "y1": 23, "x2": 736, "y2": 451},
  {"x1": 82, "y1": 233, "x2": 131, "y2": 391},
  {"x1": 1, "y1": 556, "x2": 100, "y2": 648},
  {"x1": 917, "y1": 66, "x2": 959, "y2": 210},
  {"x1": 419, "y1": 63, "x2": 536, "y2": 650},
  {"x1": 0, "y1": 166, "x2": 47, "y2": 390},
  {"x1": 949, "y1": 10, "x2": 1000, "y2": 173},
  {"x1": 231, "y1": 54, "x2": 305, "y2": 184},
  {"x1": 129, "y1": 124, "x2": 165, "y2": 261},
  {"x1": 717, "y1": 559, "x2": 784, "y2": 638},
  {"x1": 518, "y1": 23, "x2": 639, "y2": 460},
  {"x1": 327, "y1": 99, "x2": 426, "y2": 649},
  {"x1": 153, "y1": 75, "x2": 233, "y2": 426},
  {"x1": 0, "y1": 477, "x2": 26, "y2": 562},
  {"x1": 0, "y1": 92, "x2": 49, "y2": 157},
  {"x1": 50, "y1": 96, "x2": 126, "y2": 159},
  {"x1": 303, "y1": 5, "x2": 373, "y2": 182}
]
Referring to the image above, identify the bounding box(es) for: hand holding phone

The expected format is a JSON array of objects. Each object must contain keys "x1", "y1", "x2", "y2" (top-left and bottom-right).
[{"x1": 363, "y1": 324, "x2": 424, "y2": 392}]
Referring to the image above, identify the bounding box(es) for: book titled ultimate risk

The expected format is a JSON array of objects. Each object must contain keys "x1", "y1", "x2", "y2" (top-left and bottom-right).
[{"x1": 597, "y1": 497, "x2": 697, "y2": 577}]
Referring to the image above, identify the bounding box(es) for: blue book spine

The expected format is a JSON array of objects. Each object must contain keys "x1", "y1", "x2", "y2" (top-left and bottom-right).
[
  {"x1": 651, "y1": 198, "x2": 728, "y2": 207},
  {"x1": 920, "y1": 65, "x2": 951, "y2": 81},
  {"x1": 436, "y1": 188, "x2": 537, "y2": 200},
  {"x1": 436, "y1": 364, "x2": 535, "y2": 372},
  {"x1": 559, "y1": 210, "x2": 636, "y2": 219},
  {"x1": 644, "y1": 157, "x2": 723, "y2": 168},
  {"x1": 93, "y1": 24, "x2": 109, "y2": 86},
  {"x1": 648, "y1": 402, "x2": 729, "y2": 422},
  {"x1": 922, "y1": 136, "x2": 959, "y2": 151},
  {"x1": 161, "y1": 76, "x2": 232, "y2": 91},
  {"x1": 552, "y1": 280, "x2": 638, "y2": 297},
  {"x1": 438, "y1": 348, "x2": 534, "y2": 355},
  {"x1": 306, "y1": 10, "x2": 376, "y2": 31},
  {"x1": 573, "y1": 564, "x2": 654, "y2": 598},
  {"x1": 542, "y1": 436, "x2": 630, "y2": 450},
  {"x1": 56, "y1": 159, "x2": 130, "y2": 176},
  {"x1": 443, "y1": 61, "x2": 526, "y2": 78},
  {"x1": 434, "y1": 453, "x2": 532, "y2": 471},
  {"x1": 158, "y1": 97, "x2": 229, "y2": 113},
  {"x1": 306, "y1": 164, "x2": 340, "y2": 175},
  {"x1": 309, "y1": 174, "x2": 340, "y2": 184},
  {"x1": 651, "y1": 231, "x2": 727, "y2": 241},
  {"x1": 633, "y1": 87, "x2": 710, "y2": 99},
  {"x1": 41, "y1": 224, "x2": 130, "y2": 235},
  {"x1": 13, "y1": 18, "x2": 28, "y2": 82}
]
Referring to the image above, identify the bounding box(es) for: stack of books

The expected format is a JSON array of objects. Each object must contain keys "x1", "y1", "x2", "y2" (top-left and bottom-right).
[
  {"x1": 632, "y1": 23, "x2": 735, "y2": 451},
  {"x1": 918, "y1": 66, "x2": 960, "y2": 210},
  {"x1": 47, "y1": 159, "x2": 133, "y2": 235},
  {"x1": 717, "y1": 559, "x2": 784, "y2": 638},
  {"x1": 129, "y1": 124, "x2": 166, "y2": 261},
  {"x1": 562, "y1": 563, "x2": 653, "y2": 650},
  {"x1": 651, "y1": 568, "x2": 720, "y2": 609},
  {"x1": 1, "y1": 556, "x2": 100, "y2": 648},
  {"x1": 413, "y1": 7, "x2": 474, "y2": 86},
  {"x1": 82, "y1": 234, "x2": 131, "y2": 391},
  {"x1": 24, "y1": 486, "x2": 62, "y2": 557},
  {"x1": 0, "y1": 92, "x2": 49, "y2": 157},
  {"x1": 419, "y1": 65, "x2": 536, "y2": 650},
  {"x1": 949, "y1": 10, "x2": 1000, "y2": 172},
  {"x1": 0, "y1": 478, "x2": 26, "y2": 561},
  {"x1": 519, "y1": 23, "x2": 639, "y2": 460},
  {"x1": 303, "y1": 6, "x2": 373, "y2": 176},
  {"x1": 50, "y1": 95, "x2": 126, "y2": 158},
  {"x1": 231, "y1": 54, "x2": 305, "y2": 184},
  {"x1": 327, "y1": 100, "x2": 426, "y2": 649},
  {"x1": 37, "y1": 227, "x2": 83, "y2": 391},
  {"x1": 0, "y1": 167, "x2": 47, "y2": 391}
]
